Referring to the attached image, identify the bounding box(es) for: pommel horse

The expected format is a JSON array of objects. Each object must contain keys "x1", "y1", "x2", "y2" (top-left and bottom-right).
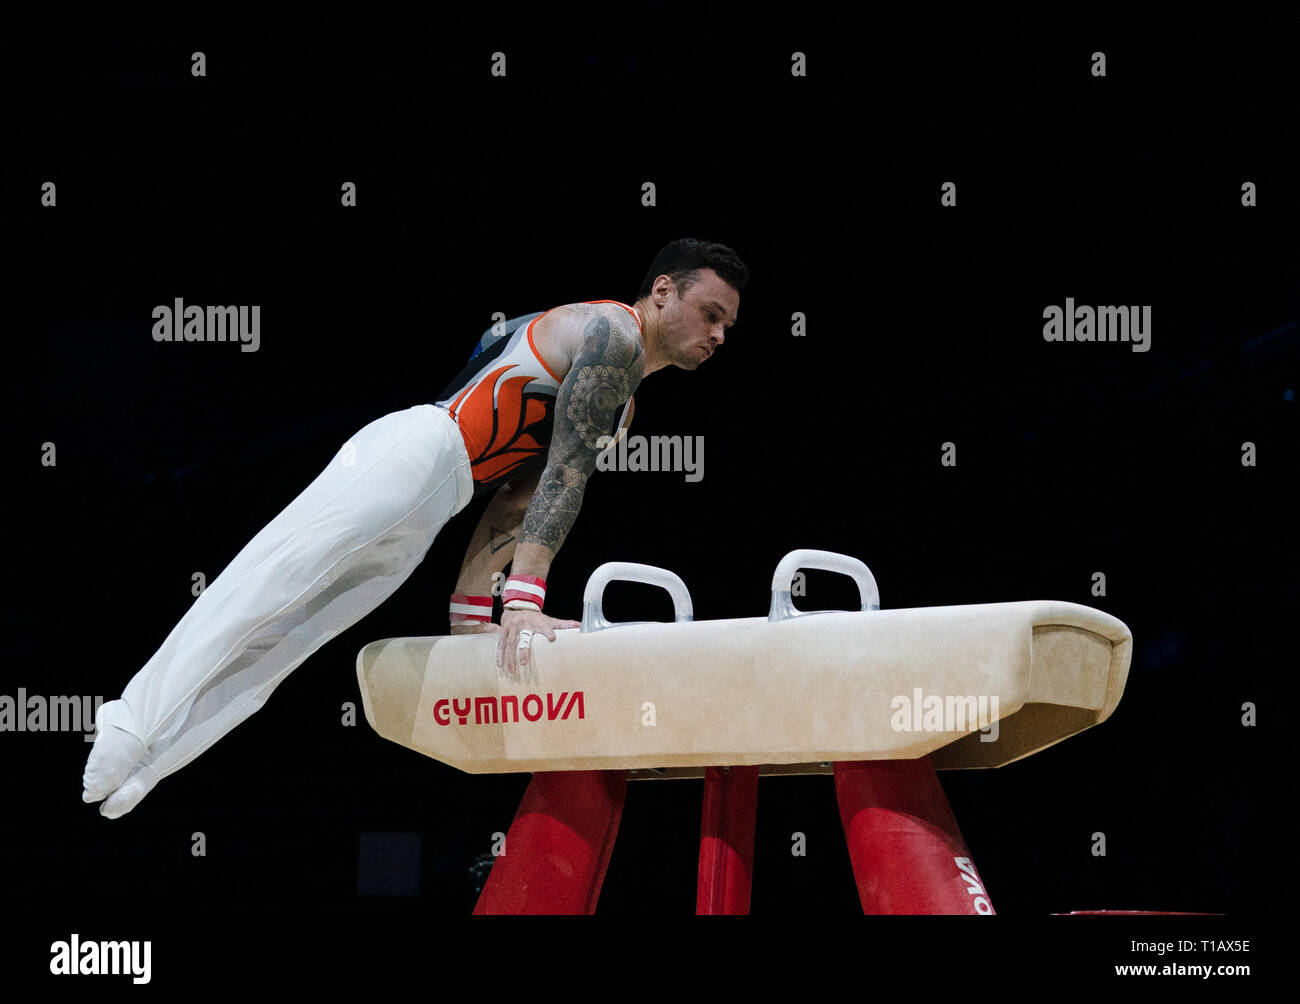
[{"x1": 356, "y1": 549, "x2": 1132, "y2": 914}]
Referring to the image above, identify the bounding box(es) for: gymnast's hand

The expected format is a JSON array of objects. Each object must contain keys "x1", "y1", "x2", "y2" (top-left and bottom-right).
[{"x1": 497, "y1": 608, "x2": 580, "y2": 684}]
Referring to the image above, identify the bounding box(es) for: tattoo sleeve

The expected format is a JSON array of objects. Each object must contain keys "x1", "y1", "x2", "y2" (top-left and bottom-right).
[{"x1": 518, "y1": 311, "x2": 644, "y2": 557}]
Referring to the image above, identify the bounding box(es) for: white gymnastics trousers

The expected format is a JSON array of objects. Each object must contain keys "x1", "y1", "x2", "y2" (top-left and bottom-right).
[{"x1": 83, "y1": 403, "x2": 475, "y2": 817}]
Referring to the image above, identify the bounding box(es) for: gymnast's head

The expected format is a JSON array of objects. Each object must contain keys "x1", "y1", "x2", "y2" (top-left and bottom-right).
[{"x1": 633, "y1": 238, "x2": 748, "y2": 371}]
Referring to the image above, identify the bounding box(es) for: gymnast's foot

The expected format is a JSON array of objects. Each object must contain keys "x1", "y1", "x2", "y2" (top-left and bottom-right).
[{"x1": 82, "y1": 699, "x2": 159, "y2": 818}]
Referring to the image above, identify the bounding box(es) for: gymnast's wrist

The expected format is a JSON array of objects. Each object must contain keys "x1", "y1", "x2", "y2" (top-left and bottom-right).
[
  {"x1": 449, "y1": 592, "x2": 493, "y2": 625},
  {"x1": 503, "y1": 574, "x2": 546, "y2": 613}
]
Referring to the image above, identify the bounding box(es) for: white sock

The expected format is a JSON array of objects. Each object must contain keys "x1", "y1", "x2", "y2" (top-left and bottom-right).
[
  {"x1": 99, "y1": 763, "x2": 160, "y2": 819},
  {"x1": 82, "y1": 699, "x2": 147, "y2": 803}
]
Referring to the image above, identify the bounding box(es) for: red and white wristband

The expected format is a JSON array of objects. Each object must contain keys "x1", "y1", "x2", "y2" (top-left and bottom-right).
[
  {"x1": 449, "y1": 593, "x2": 493, "y2": 624},
  {"x1": 503, "y1": 574, "x2": 546, "y2": 613}
]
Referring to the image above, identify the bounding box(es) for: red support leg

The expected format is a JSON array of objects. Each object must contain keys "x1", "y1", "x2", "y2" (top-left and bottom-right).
[
  {"x1": 696, "y1": 765, "x2": 760, "y2": 915},
  {"x1": 473, "y1": 769, "x2": 627, "y2": 915},
  {"x1": 834, "y1": 758, "x2": 994, "y2": 915}
]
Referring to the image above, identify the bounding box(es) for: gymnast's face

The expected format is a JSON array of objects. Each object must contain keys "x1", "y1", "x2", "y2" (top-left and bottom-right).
[{"x1": 657, "y1": 268, "x2": 739, "y2": 370}]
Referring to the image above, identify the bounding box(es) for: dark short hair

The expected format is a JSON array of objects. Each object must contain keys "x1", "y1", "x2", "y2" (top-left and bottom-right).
[{"x1": 635, "y1": 238, "x2": 749, "y2": 301}]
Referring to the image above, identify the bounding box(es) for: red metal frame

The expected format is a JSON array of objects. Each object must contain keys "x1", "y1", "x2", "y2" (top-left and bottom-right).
[
  {"x1": 473, "y1": 757, "x2": 994, "y2": 915},
  {"x1": 834, "y1": 757, "x2": 993, "y2": 914},
  {"x1": 696, "y1": 765, "x2": 760, "y2": 915},
  {"x1": 472, "y1": 769, "x2": 626, "y2": 915}
]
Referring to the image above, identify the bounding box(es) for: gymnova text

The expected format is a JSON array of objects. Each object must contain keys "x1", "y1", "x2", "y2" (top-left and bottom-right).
[
  {"x1": 50, "y1": 934, "x2": 151, "y2": 984},
  {"x1": 890, "y1": 689, "x2": 1000, "y2": 742},
  {"x1": 433, "y1": 691, "x2": 584, "y2": 726},
  {"x1": 595, "y1": 434, "x2": 703, "y2": 482},
  {"x1": 0, "y1": 691, "x2": 103, "y2": 740}
]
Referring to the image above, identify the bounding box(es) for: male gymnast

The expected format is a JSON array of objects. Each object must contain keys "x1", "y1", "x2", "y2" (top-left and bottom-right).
[{"x1": 81, "y1": 237, "x2": 747, "y2": 818}]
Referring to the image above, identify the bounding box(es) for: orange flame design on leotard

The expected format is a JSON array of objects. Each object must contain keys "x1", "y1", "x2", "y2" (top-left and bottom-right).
[{"x1": 448, "y1": 365, "x2": 554, "y2": 483}]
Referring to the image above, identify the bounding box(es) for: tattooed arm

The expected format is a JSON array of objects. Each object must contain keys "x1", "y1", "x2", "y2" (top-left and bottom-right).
[
  {"x1": 514, "y1": 310, "x2": 645, "y2": 580},
  {"x1": 495, "y1": 309, "x2": 646, "y2": 678},
  {"x1": 448, "y1": 466, "x2": 542, "y2": 634}
]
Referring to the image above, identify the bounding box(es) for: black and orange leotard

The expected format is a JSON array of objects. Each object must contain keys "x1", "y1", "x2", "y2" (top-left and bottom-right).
[{"x1": 435, "y1": 300, "x2": 642, "y2": 500}]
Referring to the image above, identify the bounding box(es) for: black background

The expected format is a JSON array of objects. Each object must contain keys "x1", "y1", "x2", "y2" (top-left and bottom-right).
[{"x1": 6, "y1": 5, "x2": 1292, "y2": 983}]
